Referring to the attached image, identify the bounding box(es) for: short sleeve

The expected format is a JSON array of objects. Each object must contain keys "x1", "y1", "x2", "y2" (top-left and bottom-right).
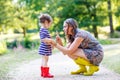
[
  {"x1": 40, "y1": 31, "x2": 46, "y2": 39},
  {"x1": 40, "y1": 29, "x2": 49, "y2": 39},
  {"x1": 75, "y1": 31, "x2": 87, "y2": 39}
]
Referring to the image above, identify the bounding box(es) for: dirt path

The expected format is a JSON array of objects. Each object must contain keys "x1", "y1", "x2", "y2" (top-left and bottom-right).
[{"x1": 8, "y1": 44, "x2": 120, "y2": 80}]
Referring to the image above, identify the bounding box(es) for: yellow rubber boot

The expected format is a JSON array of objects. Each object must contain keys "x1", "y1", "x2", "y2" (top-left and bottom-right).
[
  {"x1": 71, "y1": 64, "x2": 87, "y2": 75},
  {"x1": 83, "y1": 66, "x2": 99, "y2": 76},
  {"x1": 74, "y1": 57, "x2": 99, "y2": 76}
]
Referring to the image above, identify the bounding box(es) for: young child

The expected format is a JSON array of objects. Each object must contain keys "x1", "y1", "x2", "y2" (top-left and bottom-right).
[{"x1": 38, "y1": 13, "x2": 54, "y2": 78}]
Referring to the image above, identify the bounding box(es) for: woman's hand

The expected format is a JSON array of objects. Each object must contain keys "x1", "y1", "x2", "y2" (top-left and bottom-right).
[
  {"x1": 56, "y1": 32, "x2": 63, "y2": 46},
  {"x1": 41, "y1": 38, "x2": 57, "y2": 46}
]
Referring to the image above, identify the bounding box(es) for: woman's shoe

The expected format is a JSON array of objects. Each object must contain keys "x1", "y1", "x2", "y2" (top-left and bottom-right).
[
  {"x1": 74, "y1": 57, "x2": 99, "y2": 76},
  {"x1": 71, "y1": 65, "x2": 87, "y2": 74},
  {"x1": 83, "y1": 65, "x2": 99, "y2": 76}
]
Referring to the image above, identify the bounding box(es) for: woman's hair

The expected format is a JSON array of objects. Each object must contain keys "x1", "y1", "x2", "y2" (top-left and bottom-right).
[
  {"x1": 38, "y1": 13, "x2": 52, "y2": 23},
  {"x1": 64, "y1": 18, "x2": 78, "y2": 43}
]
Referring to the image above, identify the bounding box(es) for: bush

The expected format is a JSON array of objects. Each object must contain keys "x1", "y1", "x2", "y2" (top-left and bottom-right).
[
  {"x1": 111, "y1": 31, "x2": 120, "y2": 38},
  {"x1": 21, "y1": 36, "x2": 40, "y2": 49},
  {"x1": 0, "y1": 41, "x2": 7, "y2": 55},
  {"x1": 6, "y1": 35, "x2": 40, "y2": 49},
  {"x1": 7, "y1": 39, "x2": 18, "y2": 49},
  {"x1": 116, "y1": 26, "x2": 120, "y2": 31},
  {"x1": 21, "y1": 35, "x2": 32, "y2": 48}
]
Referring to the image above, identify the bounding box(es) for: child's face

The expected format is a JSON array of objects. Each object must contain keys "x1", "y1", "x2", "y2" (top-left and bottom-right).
[{"x1": 44, "y1": 20, "x2": 52, "y2": 28}]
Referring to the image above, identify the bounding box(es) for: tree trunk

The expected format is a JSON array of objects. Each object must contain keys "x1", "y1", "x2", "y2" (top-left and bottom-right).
[
  {"x1": 108, "y1": 0, "x2": 114, "y2": 37},
  {"x1": 93, "y1": 25, "x2": 98, "y2": 38},
  {"x1": 22, "y1": 27, "x2": 26, "y2": 38},
  {"x1": 92, "y1": 4, "x2": 98, "y2": 38}
]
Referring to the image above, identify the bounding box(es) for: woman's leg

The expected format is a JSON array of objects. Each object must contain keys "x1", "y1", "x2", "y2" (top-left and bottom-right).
[
  {"x1": 67, "y1": 49, "x2": 99, "y2": 76},
  {"x1": 67, "y1": 49, "x2": 87, "y2": 74},
  {"x1": 67, "y1": 49, "x2": 88, "y2": 60}
]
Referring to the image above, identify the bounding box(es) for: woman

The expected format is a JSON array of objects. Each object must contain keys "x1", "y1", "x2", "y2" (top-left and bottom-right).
[{"x1": 42, "y1": 18, "x2": 104, "y2": 76}]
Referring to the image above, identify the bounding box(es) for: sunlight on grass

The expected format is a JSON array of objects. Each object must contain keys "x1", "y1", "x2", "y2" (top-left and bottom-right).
[{"x1": 102, "y1": 46, "x2": 120, "y2": 74}]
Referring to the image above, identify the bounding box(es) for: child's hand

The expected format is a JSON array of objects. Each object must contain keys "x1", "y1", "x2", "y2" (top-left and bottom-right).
[
  {"x1": 41, "y1": 38, "x2": 57, "y2": 46},
  {"x1": 41, "y1": 38, "x2": 52, "y2": 43}
]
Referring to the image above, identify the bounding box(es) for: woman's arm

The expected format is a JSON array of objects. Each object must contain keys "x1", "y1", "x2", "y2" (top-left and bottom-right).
[
  {"x1": 55, "y1": 37, "x2": 84, "y2": 55},
  {"x1": 42, "y1": 37, "x2": 84, "y2": 55}
]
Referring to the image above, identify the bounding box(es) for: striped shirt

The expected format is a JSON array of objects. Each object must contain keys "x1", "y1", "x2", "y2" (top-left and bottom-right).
[{"x1": 38, "y1": 28, "x2": 52, "y2": 56}]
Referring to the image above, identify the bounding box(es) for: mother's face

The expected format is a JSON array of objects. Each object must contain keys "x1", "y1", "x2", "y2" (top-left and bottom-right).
[{"x1": 63, "y1": 22, "x2": 73, "y2": 35}]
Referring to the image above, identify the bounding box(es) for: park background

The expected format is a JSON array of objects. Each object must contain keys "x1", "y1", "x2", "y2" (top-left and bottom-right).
[{"x1": 0, "y1": 0, "x2": 120, "y2": 80}]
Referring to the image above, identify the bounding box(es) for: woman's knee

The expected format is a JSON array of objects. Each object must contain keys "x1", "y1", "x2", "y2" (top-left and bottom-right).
[
  {"x1": 73, "y1": 49, "x2": 88, "y2": 60},
  {"x1": 67, "y1": 54, "x2": 78, "y2": 60}
]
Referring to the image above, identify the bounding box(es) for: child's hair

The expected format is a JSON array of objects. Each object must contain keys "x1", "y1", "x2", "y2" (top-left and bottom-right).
[{"x1": 38, "y1": 13, "x2": 52, "y2": 23}]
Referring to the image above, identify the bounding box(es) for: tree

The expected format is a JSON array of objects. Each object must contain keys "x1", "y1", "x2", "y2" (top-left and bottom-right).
[
  {"x1": 107, "y1": 0, "x2": 114, "y2": 37},
  {"x1": 49, "y1": 0, "x2": 107, "y2": 38},
  {"x1": 0, "y1": 0, "x2": 14, "y2": 33},
  {"x1": 114, "y1": 0, "x2": 120, "y2": 26},
  {"x1": 17, "y1": 0, "x2": 110, "y2": 39},
  {"x1": 47, "y1": 0, "x2": 108, "y2": 38}
]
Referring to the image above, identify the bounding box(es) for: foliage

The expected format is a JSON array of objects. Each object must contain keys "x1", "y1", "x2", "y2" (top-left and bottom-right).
[
  {"x1": 0, "y1": 0, "x2": 120, "y2": 39},
  {"x1": 114, "y1": 0, "x2": 120, "y2": 18},
  {"x1": 0, "y1": 0, "x2": 37, "y2": 37},
  {"x1": 0, "y1": 0, "x2": 15, "y2": 33},
  {"x1": 0, "y1": 41, "x2": 7, "y2": 55},
  {"x1": 116, "y1": 26, "x2": 120, "y2": 31},
  {"x1": 6, "y1": 39, "x2": 18, "y2": 49},
  {"x1": 17, "y1": 0, "x2": 109, "y2": 38},
  {"x1": 110, "y1": 31, "x2": 120, "y2": 38},
  {"x1": 20, "y1": 35, "x2": 40, "y2": 49},
  {"x1": 21, "y1": 35, "x2": 32, "y2": 48},
  {"x1": 6, "y1": 37, "x2": 40, "y2": 49}
]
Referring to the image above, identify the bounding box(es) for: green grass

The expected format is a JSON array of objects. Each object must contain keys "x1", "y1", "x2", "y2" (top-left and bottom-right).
[
  {"x1": 98, "y1": 39, "x2": 120, "y2": 45},
  {"x1": 102, "y1": 45, "x2": 120, "y2": 74}
]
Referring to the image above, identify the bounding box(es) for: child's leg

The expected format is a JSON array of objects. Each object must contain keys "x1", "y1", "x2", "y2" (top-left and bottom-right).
[
  {"x1": 40, "y1": 55, "x2": 54, "y2": 78},
  {"x1": 41, "y1": 55, "x2": 49, "y2": 67}
]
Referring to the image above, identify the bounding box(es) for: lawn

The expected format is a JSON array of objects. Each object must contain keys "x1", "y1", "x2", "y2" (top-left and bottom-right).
[{"x1": 102, "y1": 43, "x2": 120, "y2": 74}]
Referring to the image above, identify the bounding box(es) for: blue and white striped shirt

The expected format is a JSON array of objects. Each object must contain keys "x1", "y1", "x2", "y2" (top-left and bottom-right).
[{"x1": 38, "y1": 28, "x2": 52, "y2": 56}]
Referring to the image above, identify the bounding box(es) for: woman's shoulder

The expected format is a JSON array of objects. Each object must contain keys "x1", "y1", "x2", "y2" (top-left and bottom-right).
[
  {"x1": 77, "y1": 29, "x2": 90, "y2": 33},
  {"x1": 75, "y1": 29, "x2": 88, "y2": 38}
]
